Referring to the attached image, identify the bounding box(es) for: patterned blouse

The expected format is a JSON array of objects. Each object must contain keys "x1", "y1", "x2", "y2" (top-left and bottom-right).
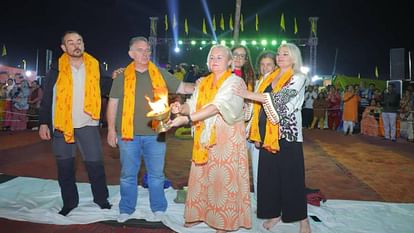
[{"x1": 262, "y1": 73, "x2": 308, "y2": 142}]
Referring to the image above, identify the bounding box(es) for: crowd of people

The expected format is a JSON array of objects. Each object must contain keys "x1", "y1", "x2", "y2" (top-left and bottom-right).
[
  {"x1": 2, "y1": 29, "x2": 413, "y2": 233},
  {"x1": 0, "y1": 77, "x2": 43, "y2": 131},
  {"x1": 302, "y1": 81, "x2": 414, "y2": 142}
]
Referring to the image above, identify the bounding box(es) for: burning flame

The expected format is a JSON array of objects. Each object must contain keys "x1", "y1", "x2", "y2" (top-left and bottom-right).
[{"x1": 145, "y1": 94, "x2": 169, "y2": 114}]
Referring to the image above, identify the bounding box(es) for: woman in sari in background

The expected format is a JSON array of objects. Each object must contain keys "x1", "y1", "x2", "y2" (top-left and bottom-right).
[{"x1": 360, "y1": 99, "x2": 380, "y2": 136}]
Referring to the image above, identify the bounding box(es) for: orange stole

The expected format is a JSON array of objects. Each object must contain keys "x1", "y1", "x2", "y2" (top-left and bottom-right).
[
  {"x1": 54, "y1": 52, "x2": 101, "y2": 143},
  {"x1": 249, "y1": 68, "x2": 293, "y2": 153},
  {"x1": 192, "y1": 69, "x2": 233, "y2": 165},
  {"x1": 121, "y1": 61, "x2": 167, "y2": 140}
]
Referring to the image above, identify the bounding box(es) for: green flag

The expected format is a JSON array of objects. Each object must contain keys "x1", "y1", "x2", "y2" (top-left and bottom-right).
[
  {"x1": 202, "y1": 18, "x2": 207, "y2": 34},
  {"x1": 294, "y1": 17, "x2": 298, "y2": 34},
  {"x1": 280, "y1": 13, "x2": 285, "y2": 31},
  {"x1": 1, "y1": 44, "x2": 6, "y2": 56}
]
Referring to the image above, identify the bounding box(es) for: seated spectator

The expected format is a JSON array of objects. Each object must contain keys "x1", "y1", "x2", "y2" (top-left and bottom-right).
[
  {"x1": 400, "y1": 89, "x2": 413, "y2": 142},
  {"x1": 360, "y1": 99, "x2": 380, "y2": 136}
]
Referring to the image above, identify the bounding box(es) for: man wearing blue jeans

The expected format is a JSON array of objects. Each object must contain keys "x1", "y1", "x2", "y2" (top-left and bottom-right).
[{"x1": 106, "y1": 36, "x2": 194, "y2": 223}]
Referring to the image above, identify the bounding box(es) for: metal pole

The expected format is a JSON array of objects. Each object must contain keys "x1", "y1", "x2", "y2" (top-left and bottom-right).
[
  {"x1": 233, "y1": 0, "x2": 242, "y2": 45},
  {"x1": 149, "y1": 17, "x2": 159, "y2": 64},
  {"x1": 331, "y1": 48, "x2": 338, "y2": 77},
  {"x1": 35, "y1": 49, "x2": 39, "y2": 75}
]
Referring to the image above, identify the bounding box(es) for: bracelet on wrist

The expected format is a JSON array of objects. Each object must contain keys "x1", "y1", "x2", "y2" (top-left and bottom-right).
[{"x1": 186, "y1": 114, "x2": 192, "y2": 125}]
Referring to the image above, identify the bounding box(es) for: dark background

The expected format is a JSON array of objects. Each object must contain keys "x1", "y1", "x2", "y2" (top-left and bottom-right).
[{"x1": 0, "y1": 0, "x2": 412, "y2": 79}]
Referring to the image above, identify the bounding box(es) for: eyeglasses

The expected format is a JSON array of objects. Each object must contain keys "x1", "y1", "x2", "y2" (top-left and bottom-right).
[{"x1": 233, "y1": 53, "x2": 246, "y2": 59}]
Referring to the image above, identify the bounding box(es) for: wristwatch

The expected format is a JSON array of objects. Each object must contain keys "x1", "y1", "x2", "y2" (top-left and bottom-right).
[{"x1": 186, "y1": 115, "x2": 192, "y2": 125}]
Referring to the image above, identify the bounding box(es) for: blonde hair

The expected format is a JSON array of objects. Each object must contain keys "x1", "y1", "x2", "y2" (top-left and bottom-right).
[
  {"x1": 206, "y1": 45, "x2": 233, "y2": 71},
  {"x1": 278, "y1": 43, "x2": 303, "y2": 74}
]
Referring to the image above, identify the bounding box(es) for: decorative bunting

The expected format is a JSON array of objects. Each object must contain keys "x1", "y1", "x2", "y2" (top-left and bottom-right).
[
  {"x1": 164, "y1": 14, "x2": 168, "y2": 31},
  {"x1": 280, "y1": 13, "x2": 285, "y2": 32},
  {"x1": 294, "y1": 17, "x2": 298, "y2": 34},
  {"x1": 311, "y1": 18, "x2": 317, "y2": 35},
  {"x1": 212, "y1": 15, "x2": 216, "y2": 31},
  {"x1": 184, "y1": 18, "x2": 189, "y2": 35},
  {"x1": 220, "y1": 13, "x2": 225, "y2": 31},
  {"x1": 202, "y1": 18, "x2": 207, "y2": 34},
  {"x1": 1, "y1": 44, "x2": 6, "y2": 56},
  {"x1": 229, "y1": 14, "x2": 233, "y2": 31}
]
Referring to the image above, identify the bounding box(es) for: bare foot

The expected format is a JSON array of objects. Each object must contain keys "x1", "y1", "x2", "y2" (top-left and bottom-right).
[
  {"x1": 299, "y1": 218, "x2": 311, "y2": 233},
  {"x1": 263, "y1": 217, "x2": 281, "y2": 230},
  {"x1": 184, "y1": 221, "x2": 202, "y2": 228}
]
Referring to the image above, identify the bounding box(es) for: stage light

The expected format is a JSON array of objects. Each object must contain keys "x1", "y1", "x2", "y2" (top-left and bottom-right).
[
  {"x1": 281, "y1": 40, "x2": 287, "y2": 44},
  {"x1": 201, "y1": 40, "x2": 206, "y2": 45},
  {"x1": 251, "y1": 40, "x2": 257, "y2": 45},
  {"x1": 311, "y1": 75, "x2": 322, "y2": 83},
  {"x1": 271, "y1": 40, "x2": 277, "y2": 45},
  {"x1": 220, "y1": 40, "x2": 226, "y2": 45},
  {"x1": 301, "y1": 66, "x2": 310, "y2": 74},
  {"x1": 261, "y1": 40, "x2": 267, "y2": 46},
  {"x1": 230, "y1": 40, "x2": 235, "y2": 45},
  {"x1": 241, "y1": 40, "x2": 247, "y2": 46},
  {"x1": 25, "y1": 71, "x2": 32, "y2": 77},
  {"x1": 178, "y1": 40, "x2": 183, "y2": 45},
  {"x1": 212, "y1": 41, "x2": 217, "y2": 45},
  {"x1": 174, "y1": 47, "x2": 180, "y2": 53},
  {"x1": 191, "y1": 40, "x2": 196, "y2": 45},
  {"x1": 201, "y1": 0, "x2": 218, "y2": 41}
]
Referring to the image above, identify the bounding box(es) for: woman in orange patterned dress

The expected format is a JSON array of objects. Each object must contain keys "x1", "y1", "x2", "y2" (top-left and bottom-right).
[
  {"x1": 169, "y1": 45, "x2": 251, "y2": 233},
  {"x1": 360, "y1": 99, "x2": 380, "y2": 136}
]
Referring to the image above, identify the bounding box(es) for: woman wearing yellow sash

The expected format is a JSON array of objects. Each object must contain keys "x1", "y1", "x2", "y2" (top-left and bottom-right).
[
  {"x1": 169, "y1": 45, "x2": 252, "y2": 233},
  {"x1": 244, "y1": 50, "x2": 277, "y2": 203},
  {"x1": 234, "y1": 43, "x2": 311, "y2": 233}
]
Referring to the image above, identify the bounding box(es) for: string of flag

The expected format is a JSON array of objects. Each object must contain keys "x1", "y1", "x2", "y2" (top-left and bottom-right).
[{"x1": 163, "y1": 12, "x2": 304, "y2": 35}]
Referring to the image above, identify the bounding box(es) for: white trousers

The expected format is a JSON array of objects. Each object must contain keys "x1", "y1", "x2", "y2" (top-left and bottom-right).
[
  {"x1": 382, "y1": 112, "x2": 397, "y2": 140},
  {"x1": 247, "y1": 141, "x2": 259, "y2": 201},
  {"x1": 343, "y1": 120, "x2": 354, "y2": 134}
]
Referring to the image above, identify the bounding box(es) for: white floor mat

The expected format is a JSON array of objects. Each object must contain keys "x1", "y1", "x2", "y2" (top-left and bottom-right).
[{"x1": 0, "y1": 176, "x2": 413, "y2": 233}]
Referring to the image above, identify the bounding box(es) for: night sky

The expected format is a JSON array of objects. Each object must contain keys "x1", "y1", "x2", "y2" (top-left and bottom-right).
[{"x1": 0, "y1": 0, "x2": 412, "y2": 79}]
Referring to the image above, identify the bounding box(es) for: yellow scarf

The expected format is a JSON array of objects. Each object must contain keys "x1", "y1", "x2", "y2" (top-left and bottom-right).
[
  {"x1": 192, "y1": 69, "x2": 232, "y2": 165},
  {"x1": 249, "y1": 68, "x2": 293, "y2": 153},
  {"x1": 121, "y1": 61, "x2": 167, "y2": 140},
  {"x1": 54, "y1": 52, "x2": 101, "y2": 143}
]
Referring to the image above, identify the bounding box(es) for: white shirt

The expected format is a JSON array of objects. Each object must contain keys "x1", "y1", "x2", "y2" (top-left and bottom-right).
[{"x1": 71, "y1": 64, "x2": 99, "y2": 128}]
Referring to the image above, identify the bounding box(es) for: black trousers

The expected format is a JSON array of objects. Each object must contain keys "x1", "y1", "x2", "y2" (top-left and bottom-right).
[
  {"x1": 53, "y1": 126, "x2": 109, "y2": 208},
  {"x1": 256, "y1": 139, "x2": 307, "y2": 223},
  {"x1": 302, "y1": 108, "x2": 313, "y2": 128}
]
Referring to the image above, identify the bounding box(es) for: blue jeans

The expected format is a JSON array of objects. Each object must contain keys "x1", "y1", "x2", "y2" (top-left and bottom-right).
[{"x1": 117, "y1": 135, "x2": 167, "y2": 214}]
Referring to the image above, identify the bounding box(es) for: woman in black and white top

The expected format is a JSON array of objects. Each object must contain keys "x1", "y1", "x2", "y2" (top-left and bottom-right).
[{"x1": 234, "y1": 43, "x2": 311, "y2": 233}]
